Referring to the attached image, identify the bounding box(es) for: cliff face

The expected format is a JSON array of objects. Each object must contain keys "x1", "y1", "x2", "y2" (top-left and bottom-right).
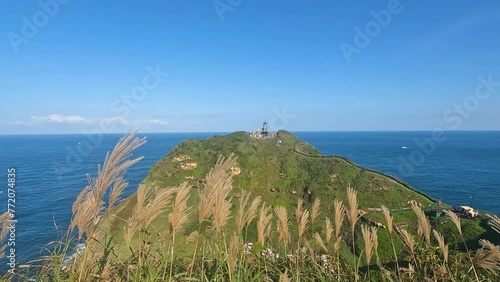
[{"x1": 141, "y1": 130, "x2": 433, "y2": 213}]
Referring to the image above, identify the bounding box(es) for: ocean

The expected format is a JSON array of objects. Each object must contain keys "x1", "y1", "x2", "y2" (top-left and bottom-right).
[{"x1": 0, "y1": 131, "x2": 498, "y2": 266}]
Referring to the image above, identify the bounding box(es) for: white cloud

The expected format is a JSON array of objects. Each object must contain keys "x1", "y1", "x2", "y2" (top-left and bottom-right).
[
  {"x1": 18, "y1": 115, "x2": 171, "y2": 129},
  {"x1": 31, "y1": 114, "x2": 88, "y2": 124},
  {"x1": 148, "y1": 119, "x2": 169, "y2": 126},
  {"x1": 99, "y1": 116, "x2": 129, "y2": 125},
  {"x1": 28, "y1": 114, "x2": 132, "y2": 126}
]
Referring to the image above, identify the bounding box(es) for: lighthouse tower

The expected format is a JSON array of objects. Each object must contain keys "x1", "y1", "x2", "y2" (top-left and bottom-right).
[{"x1": 261, "y1": 120, "x2": 269, "y2": 138}]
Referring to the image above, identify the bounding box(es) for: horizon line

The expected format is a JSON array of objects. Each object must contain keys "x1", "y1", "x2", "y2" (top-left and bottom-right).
[{"x1": 1, "y1": 129, "x2": 500, "y2": 136}]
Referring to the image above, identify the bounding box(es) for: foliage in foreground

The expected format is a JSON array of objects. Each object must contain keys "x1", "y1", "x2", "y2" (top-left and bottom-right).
[{"x1": 0, "y1": 131, "x2": 499, "y2": 281}]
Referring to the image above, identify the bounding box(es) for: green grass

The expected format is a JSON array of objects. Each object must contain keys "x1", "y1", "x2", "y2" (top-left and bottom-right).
[{"x1": 144, "y1": 130, "x2": 434, "y2": 208}]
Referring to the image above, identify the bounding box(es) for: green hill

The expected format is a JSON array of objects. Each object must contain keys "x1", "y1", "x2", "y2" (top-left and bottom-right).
[
  {"x1": 143, "y1": 130, "x2": 434, "y2": 210},
  {"x1": 110, "y1": 130, "x2": 437, "y2": 244}
]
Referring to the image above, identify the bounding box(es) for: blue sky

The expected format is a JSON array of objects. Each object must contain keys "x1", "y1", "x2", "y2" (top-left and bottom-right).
[{"x1": 1, "y1": 0, "x2": 500, "y2": 134}]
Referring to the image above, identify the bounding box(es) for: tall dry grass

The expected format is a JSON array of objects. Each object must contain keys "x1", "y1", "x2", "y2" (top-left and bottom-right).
[
  {"x1": 314, "y1": 232, "x2": 328, "y2": 253},
  {"x1": 190, "y1": 154, "x2": 238, "y2": 276},
  {"x1": 473, "y1": 239, "x2": 500, "y2": 275},
  {"x1": 346, "y1": 185, "x2": 361, "y2": 280},
  {"x1": 381, "y1": 205, "x2": 393, "y2": 235},
  {"x1": 333, "y1": 199, "x2": 345, "y2": 242},
  {"x1": 297, "y1": 205, "x2": 309, "y2": 243},
  {"x1": 433, "y1": 229, "x2": 449, "y2": 263},
  {"x1": 0, "y1": 211, "x2": 11, "y2": 259},
  {"x1": 257, "y1": 204, "x2": 272, "y2": 246},
  {"x1": 124, "y1": 184, "x2": 175, "y2": 245},
  {"x1": 274, "y1": 206, "x2": 290, "y2": 246},
  {"x1": 4, "y1": 131, "x2": 500, "y2": 281},
  {"x1": 361, "y1": 224, "x2": 374, "y2": 266},
  {"x1": 346, "y1": 186, "x2": 360, "y2": 238},
  {"x1": 310, "y1": 198, "x2": 321, "y2": 225},
  {"x1": 487, "y1": 214, "x2": 500, "y2": 234},
  {"x1": 325, "y1": 217, "x2": 333, "y2": 243},
  {"x1": 70, "y1": 130, "x2": 146, "y2": 241},
  {"x1": 167, "y1": 182, "x2": 192, "y2": 280},
  {"x1": 236, "y1": 191, "x2": 251, "y2": 233},
  {"x1": 381, "y1": 204, "x2": 399, "y2": 276},
  {"x1": 208, "y1": 155, "x2": 236, "y2": 233},
  {"x1": 245, "y1": 196, "x2": 262, "y2": 233},
  {"x1": 198, "y1": 154, "x2": 236, "y2": 227},
  {"x1": 411, "y1": 202, "x2": 431, "y2": 247},
  {"x1": 168, "y1": 182, "x2": 192, "y2": 236}
]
